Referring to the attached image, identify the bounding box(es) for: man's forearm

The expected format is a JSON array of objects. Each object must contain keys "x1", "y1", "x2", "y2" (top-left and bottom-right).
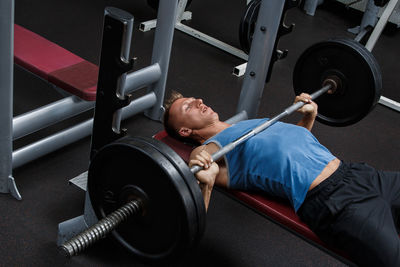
[
  {"x1": 297, "y1": 113, "x2": 317, "y2": 131},
  {"x1": 199, "y1": 183, "x2": 213, "y2": 211}
]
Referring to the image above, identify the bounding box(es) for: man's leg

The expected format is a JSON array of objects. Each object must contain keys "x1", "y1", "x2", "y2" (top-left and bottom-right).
[
  {"x1": 299, "y1": 162, "x2": 400, "y2": 265},
  {"x1": 377, "y1": 170, "x2": 400, "y2": 206},
  {"x1": 378, "y1": 170, "x2": 400, "y2": 233},
  {"x1": 326, "y1": 197, "x2": 400, "y2": 267}
]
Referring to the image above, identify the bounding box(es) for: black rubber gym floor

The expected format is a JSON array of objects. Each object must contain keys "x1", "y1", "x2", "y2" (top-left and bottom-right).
[{"x1": 2, "y1": 0, "x2": 399, "y2": 266}]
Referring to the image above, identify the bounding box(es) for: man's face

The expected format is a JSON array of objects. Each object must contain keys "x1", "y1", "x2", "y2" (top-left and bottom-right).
[{"x1": 169, "y1": 97, "x2": 219, "y2": 137}]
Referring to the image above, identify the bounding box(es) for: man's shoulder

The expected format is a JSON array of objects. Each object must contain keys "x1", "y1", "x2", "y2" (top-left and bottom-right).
[{"x1": 190, "y1": 143, "x2": 220, "y2": 157}]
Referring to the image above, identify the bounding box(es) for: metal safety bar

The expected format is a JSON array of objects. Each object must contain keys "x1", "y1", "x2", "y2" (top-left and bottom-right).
[
  {"x1": 113, "y1": 63, "x2": 162, "y2": 131},
  {"x1": 13, "y1": 92, "x2": 156, "y2": 169},
  {"x1": 13, "y1": 96, "x2": 94, "y2": 140},
  {"x1": 120, "y1": 63, "x2": 162, "y2": 95}
]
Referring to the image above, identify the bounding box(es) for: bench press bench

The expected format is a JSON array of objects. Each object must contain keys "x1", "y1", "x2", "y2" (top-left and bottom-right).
[
  {"x1": 153, "y1": 130, "x2": 354, "y2": 264},
  {"x1": 11, "y1": 24, "x2": 101, "y2": 171},
  {"x1": 1, "y1": 24, "x2": 102, "y2": 198},
  {"x1": 14, "y1": 24, "x2": 98, "y2": 101}
]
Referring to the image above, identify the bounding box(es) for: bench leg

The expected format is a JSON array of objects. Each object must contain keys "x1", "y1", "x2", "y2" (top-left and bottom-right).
[{"x1": 0, "y1": 0, "x2": 21, "y2": 200}]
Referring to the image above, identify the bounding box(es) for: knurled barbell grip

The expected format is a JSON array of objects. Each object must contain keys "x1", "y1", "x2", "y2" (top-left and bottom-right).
[
  {"x1": 59, "y1": 199, "x2": 142, "y2": 257},
  {"x1": 190, "y1": 84, "x2": 332, "y2": 174}
]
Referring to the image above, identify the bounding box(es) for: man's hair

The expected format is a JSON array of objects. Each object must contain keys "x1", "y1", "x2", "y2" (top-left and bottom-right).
[{"x1": 163, "y1": 91, "x2": 199, "y2": 146}]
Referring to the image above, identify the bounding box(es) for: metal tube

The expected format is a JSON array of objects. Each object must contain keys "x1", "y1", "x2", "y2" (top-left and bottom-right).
[
  {"x1": 121, "y1": 92, "x2": 157, "y2": 120},
  {"x1": 0, "y1": 0, "x2": 21, "y2": 199},
  {"x1": 363, "y1": 0, "x2": 380, "y2": 28},
  {"x1": 379, "y1": 96, "x2": 400, "y2": 112},
  {"x1": 175, "y1": 23, "x2": 248, "y2": 61},
  {"x1": 236, "y1": 0, "x2": 286, "y2": 119},
  {"x1": 12, "y1": 93, "x2": 156, "y2": 169},
  {"x1": 13, "y1": 96, "x2": 94, "y2": 140},
  {"x1": 13, "y1": 120, "x2": 93, "y2": 169},
  {"x1": 176, "y1": 0, "x2": 188, "y2": 21},
  {"x1": 0, "y1": 0, "x2": 13, "y2": 192},
  {"x1": 190, "y1": 85, "x2": 331, "y2": 174},
  {"x1": 120, "y1": 63, "x2": 161, "y2": 95},
  {"x1": 145, "y1": 0, "x2": 179, "y2": 121},
  {"x1": 365, "y1": 0, "x2": 399, "y2": 52},
  {"x1": 303, "y1": 0, "x2": 324, "y2": 16}
]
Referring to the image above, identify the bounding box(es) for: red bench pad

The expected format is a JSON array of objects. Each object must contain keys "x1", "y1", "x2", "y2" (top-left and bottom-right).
[
  {"x1": 153, "y1": 130, "x2": 350, "y2": 260},
  {"x1": 48, "y1": 61, "x2": 98, "y2": 101},
  {"x1": 14, "y1": 24, "x2": 98, "y2": 101}
]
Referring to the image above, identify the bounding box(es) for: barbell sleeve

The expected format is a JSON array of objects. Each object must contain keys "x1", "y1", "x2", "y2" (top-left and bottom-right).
[
  {"x1": 59, "y1": 199, "x2": 142, "y2": 257},
  {"x1": 189, "y1": 84, "x2": 332, "y2": 174}
]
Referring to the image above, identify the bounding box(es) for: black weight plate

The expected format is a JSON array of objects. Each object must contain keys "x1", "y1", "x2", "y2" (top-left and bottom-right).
[
  {"x1": 147, "y1": 0, "x2": 193, "y2": 10},
  {"x1": 293, "y1": 38, "x2": 382, "y2": 126},
  {"x1": 87, "y1": 136, "x2": 200, "y2": 262},
  {"x1": 134, "y1": 137, "x2": 206, "y2": 245},
  {"x1": 239, "y1": 0, "x2": 261, "y2": 54}
]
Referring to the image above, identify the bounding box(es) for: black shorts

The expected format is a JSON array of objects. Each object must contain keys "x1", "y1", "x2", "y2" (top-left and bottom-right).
[{"x1": 298, "y1": 161, "x2": 400, "y2": 267}]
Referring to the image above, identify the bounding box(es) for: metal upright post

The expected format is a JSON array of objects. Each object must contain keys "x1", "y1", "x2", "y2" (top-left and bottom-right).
[
  {"x1": 145, "y1": 0, "x2": 179, "y2": 121},
  {"x1": 348, "y1": 0, "x2": 380, "y2": 35},
  {"x1": 303, "y1": 0, "x2": 324, "y2": 16},
  {"x1": 236, "y1": 0, "x2": 286, "y2": 119},
  {"x1": 0, "y1": 0, "x2": 21, "y2": 200}
]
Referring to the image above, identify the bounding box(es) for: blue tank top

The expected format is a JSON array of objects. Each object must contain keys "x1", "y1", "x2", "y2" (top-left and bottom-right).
[{"x1": 204, "y1": 119, "x2": 336, "y2": 212}]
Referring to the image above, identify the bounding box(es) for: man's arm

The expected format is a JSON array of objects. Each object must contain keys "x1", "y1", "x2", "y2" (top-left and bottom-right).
[
  {"x1": 295, "y1": 93, "x2": 318, "y2": 131},
  {"x1": 189, "y1": 143, "x2": 228, "y2": 211}
]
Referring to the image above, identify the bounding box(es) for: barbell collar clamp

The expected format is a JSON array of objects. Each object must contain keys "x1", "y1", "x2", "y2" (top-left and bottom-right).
[{"x1": 322, "y1": 76, "x2": 339, "y2": 94}]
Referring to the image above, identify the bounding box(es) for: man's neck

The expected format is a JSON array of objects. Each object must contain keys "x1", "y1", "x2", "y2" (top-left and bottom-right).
[{"x1": 196, "y1": 121, "x2": 231, "y2": 144}]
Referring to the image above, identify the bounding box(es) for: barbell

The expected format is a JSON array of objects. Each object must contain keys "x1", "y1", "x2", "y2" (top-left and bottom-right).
[{"x1": 59, "y1": 38, "x2": 381, "y2": 262}]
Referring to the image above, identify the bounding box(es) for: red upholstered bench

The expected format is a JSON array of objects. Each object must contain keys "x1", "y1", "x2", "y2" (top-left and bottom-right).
[
  {"x1": 153, "y1": 130, "x2": 352, "y2": 263},
  {"x1": 14, "y1": 24, "x2": 98, "y2": 101}
]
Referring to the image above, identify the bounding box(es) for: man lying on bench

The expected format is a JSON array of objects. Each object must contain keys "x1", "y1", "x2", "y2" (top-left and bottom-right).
[{"x1": 162, "y1": 91, "x2": 400, "y2": 267}]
